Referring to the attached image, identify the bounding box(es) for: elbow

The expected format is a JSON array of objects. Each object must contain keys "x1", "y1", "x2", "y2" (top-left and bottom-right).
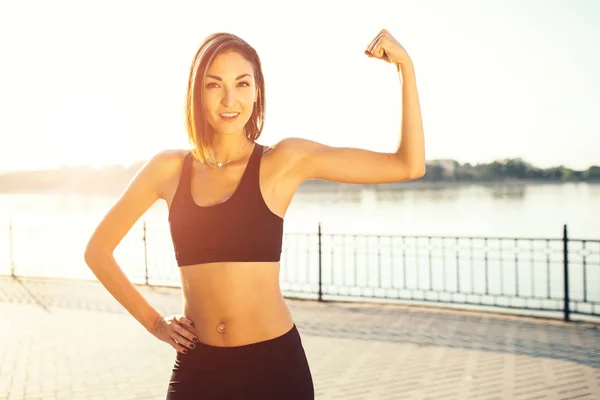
[
  {"x1": 409, "y1": 165, "x2": 426, "y2": 179},
  {"x1": 398, "y1": 164, "x2": 426, "y2": 181},
  {"x1": 394, "y1": 158, "x2": 426, "y2": 181},
  {"x1": 84, "y1": 242, "x2": 111, "y2": 268},
  {"x1": 84, "y1": 245, "x2": 98, "y2": 268}
]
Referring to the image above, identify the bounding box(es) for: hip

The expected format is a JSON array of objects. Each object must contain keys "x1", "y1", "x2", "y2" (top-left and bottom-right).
[{"x1": 167, "y1": 324, "x2": 314, "y2": 399}]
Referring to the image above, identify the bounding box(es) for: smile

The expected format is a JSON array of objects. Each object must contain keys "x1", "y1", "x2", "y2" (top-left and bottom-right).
[{"x1": 220, "y1": 112, "x2": 240, "y2": 122}]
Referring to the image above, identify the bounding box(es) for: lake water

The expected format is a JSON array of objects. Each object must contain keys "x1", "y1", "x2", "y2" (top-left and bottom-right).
[{"x1": 0, "y1": 182, "x2": 598, "y2": 316}]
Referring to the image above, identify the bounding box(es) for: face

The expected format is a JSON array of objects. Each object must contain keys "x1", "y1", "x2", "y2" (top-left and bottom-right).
[{"x1": 202, "y1": 51, "x2": 258, "y2": 136}]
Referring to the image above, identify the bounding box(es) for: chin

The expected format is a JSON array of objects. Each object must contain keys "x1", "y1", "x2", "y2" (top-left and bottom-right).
[
  {"x1": 214, "y1": 125, "x2": 245, "y2": 136},
  {"x1": 210, "y1": 118, "x2": 251, "y2": 135}
]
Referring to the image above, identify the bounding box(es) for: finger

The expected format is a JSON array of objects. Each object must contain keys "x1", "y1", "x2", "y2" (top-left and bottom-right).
[
  {"x1": 365, "y1": 32, "x2": 383, "y2": 56},
  {"x1": 175, "y1": 315, "x2": 196, "y2": 329},
  {"x1": 370, "y1": 36, "x2": 385, "y2": 59},
  {"x1": 171, "y1": 330, "x2": 196, "y2": 351},
  {"x1": 172, "y1": 324, "x2": 198, "y2": 349},
  {"x1": 365, "y1": 37, "x2": 380, "y2": 56},
  {"x1": 170, "y1": 337, "x2": 189, "y2": 354},
  {"x1": 173, "y1": 317, "x2": 198, "y2": 341}
]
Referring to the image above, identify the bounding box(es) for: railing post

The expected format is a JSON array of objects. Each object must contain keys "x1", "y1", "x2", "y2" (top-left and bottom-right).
[
  {"x1": 563, "y1": 224, "x2": 570, "y2": 322},
  {"x1": 143, "y1": 221, "x2": 149, "y2": 285},
  {"x1": 318, "y1": 223, "x2": 322, "y2": 302},
  {"x1": 9, "y1": 220, "x2": 15, "y2": 278}
]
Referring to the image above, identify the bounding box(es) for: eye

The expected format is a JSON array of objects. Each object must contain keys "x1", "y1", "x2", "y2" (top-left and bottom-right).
[
  {"x1": 205, "y1": 82, "x2": 219, "y2": 89},
  {"x1": 238, "y1": 81, "x2": 250, "y2": 87}
]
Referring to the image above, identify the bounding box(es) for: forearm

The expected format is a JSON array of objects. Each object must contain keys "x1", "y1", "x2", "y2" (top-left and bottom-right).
[
  {"x1": 84, "y1": 250, "x2": 161, "y2": 332},
  {"x1": 394, "y1": 61, "x2": 426, "y2": 174}
]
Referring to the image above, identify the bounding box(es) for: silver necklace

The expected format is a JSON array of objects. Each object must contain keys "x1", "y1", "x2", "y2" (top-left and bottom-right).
[{"x1": 210, "y1": 141, "x2": 250, "y2": 168}]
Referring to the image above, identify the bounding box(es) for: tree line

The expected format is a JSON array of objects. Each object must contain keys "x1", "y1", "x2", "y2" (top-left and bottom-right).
[
  {"x1": 0, "y1": 158, "x2": 598, "y2": 195},
  {"x1": 422, "y1": 158, "x2": 600, "y2": 182}
]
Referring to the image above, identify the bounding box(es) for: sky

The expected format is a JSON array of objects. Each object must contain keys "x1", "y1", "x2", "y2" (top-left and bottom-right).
[{"x1": 0, "y1": 0, "x2": 598, "y2": 172}]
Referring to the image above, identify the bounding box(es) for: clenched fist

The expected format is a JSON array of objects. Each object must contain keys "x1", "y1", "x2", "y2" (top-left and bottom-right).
[{"x1": 365, "y1": 29, "x2": 412, "y2": 67}]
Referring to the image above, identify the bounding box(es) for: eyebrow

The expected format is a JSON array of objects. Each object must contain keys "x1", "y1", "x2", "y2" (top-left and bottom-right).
[{"x1": 206, "y1": 74, "x2": 251, "y2": 81}]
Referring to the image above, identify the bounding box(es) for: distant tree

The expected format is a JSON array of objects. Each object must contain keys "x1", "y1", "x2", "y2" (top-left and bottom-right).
[
  {"x1": 585, "y1": 166, "x2": 600, "y2": 181},
  {"x1": 422, "y1": 165, "x2": 444, "y2": 181}
]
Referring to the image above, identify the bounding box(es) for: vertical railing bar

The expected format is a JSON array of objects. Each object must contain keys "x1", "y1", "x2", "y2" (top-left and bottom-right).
[
  {"x1": 563, "y1": 224, "x2": 570, "y2": 322},
  {"x1": 317, "y1": 224, "x2": 322, "y2": 302},
  {"x1": 441, "y1": 237, "x2": 446, "y2": 293},
  {"x1": 402, "y1": 236, "x2": 407, "y2": 290},
  {"x1": 499, "y1": 239, "x2": 504, "y2": 296},
  {"x1": 455, "y1": 237, "x2": 460, "y2": 294},
  {"x1": 353, "y1": 235, "x2": 358, "y2": 291},
  {"x1": 470, "y1": 237, "x2": 474, "y2": 295},
  {"x1": 546, "y1": 239, "x2": 551, "y2": 300},
  {"x1": 390, "y1": 236, "x2": 395, "y2": 291},
  {"x1": 377, "y1": 235, "x2": 382, "y2": 291},
  {"x1": 530, "y1": 239, "x2": 535, "y2": 299},
  {"x1": 341, "y1": 234, "x2": 346, "y2": 288},
  {"x1": 484, "y1": 237, "x2": 489, "y2": 296},
  {"x1": 365, "y1": 236, "x2": 370, "y2": 296},
  {"x1": 582, "y1": 240, "x2": 587, "y2": 304},
  {"x1": 428, "y1": 236, "x2": 433, "y2": 292},
  {"x1": 515, "y1": 238, "x2": 519, "y2": 298},
  {"x1": 415, "y1": 237, "x2": 420, "y2": 293}
]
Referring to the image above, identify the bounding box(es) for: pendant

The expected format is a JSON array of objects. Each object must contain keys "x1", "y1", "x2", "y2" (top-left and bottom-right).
[{"x1": 217, "y1": 162, "x2": 223, "y2": 168}]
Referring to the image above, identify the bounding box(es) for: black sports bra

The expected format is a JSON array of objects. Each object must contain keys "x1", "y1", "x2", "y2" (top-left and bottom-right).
[{"x1": 168, "y1": 143, "x2": 284, "y2": 267}]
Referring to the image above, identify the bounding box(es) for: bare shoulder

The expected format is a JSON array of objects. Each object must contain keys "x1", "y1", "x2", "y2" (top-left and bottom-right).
[
  {"x1": 140, "y1": 148, "x2": 188, "y2": 175},
  {"x1": 149, "y1": 148, "x2": 189, "y2": 168},
  {"x1": 136, "y1": 148, "x2": 190, "y2": 198}
]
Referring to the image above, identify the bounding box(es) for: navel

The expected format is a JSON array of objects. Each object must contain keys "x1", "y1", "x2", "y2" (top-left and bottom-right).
[{"x1": 216, "y1": 322, "x2": 226, "y2": 333}]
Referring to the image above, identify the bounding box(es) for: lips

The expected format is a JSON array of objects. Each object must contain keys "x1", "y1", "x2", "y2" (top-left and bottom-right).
[{"x1": 219, "y1": 112, "x2": 240, "y2": 122}]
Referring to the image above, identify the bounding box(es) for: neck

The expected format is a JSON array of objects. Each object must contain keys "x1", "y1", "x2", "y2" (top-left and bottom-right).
[{"x1": 210, "y1": 131, "x2": 252, "y2": 164}]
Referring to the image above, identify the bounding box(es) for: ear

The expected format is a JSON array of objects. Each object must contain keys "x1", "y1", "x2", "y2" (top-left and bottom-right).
[{"x1": 254, "y1": 86, "x2": 259, "y2": 103}]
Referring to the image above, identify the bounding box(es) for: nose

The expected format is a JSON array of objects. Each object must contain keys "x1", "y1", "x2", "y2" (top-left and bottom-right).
[{"x1": 220, "y1": 88, "x2": 235, "y2": 107}]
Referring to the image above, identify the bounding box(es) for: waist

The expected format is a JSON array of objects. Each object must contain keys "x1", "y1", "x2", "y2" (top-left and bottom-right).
[
  {"x1": 177, "y1": 324, "x2": 302, "y2": 366},
  {"x1": 179, "y1": 262, "x2": 293, "y2": 347}
]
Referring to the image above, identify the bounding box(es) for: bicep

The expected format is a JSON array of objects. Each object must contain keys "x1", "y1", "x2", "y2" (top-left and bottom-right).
[
  {"x1": 85, "y1": 152, "x2": 172, "y2": 255},
  {"x1": 281, "y1": 138, "x2": 424, "y2": 185},
  {"x1": 305, "y1": 146, "x2": 411, "y2": 184}
]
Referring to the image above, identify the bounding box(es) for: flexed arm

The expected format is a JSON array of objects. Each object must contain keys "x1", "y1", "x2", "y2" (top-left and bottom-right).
[{"x1": 279, "y1": 29, "x2": 426, "y2": 184}]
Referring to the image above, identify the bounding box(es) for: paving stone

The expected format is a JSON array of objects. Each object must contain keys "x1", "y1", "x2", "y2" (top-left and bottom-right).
[{"x1": 0, "y1": 276, "x2": 599, "y2": 399}]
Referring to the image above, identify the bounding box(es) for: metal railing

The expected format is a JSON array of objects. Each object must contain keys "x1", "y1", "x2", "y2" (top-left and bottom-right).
[{"x1": 3, "y1": 221, "x2": 599, "y2": 321}]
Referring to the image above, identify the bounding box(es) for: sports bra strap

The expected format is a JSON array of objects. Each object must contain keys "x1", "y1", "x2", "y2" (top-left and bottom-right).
[
  {"x1": 236, "y1": 143, "x2": 263, "y2": 194},
  {"x1": 179, "y1": 152, "x2": 194, "y2": 199}
]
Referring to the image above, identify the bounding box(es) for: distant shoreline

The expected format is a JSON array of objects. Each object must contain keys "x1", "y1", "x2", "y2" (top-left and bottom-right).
[{"x1": 0, "y1": 179, "x2": 597, "y2": 197}]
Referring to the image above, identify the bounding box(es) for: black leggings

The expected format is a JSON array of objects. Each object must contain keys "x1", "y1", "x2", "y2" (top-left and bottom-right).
[{"x1": 166, "y1": 324, "x2": 314, "y2": 399}]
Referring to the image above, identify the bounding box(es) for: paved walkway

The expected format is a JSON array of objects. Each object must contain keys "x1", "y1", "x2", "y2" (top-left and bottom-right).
[{"x1": 0, "y1": 276, "x2": 599, "y2": 400}]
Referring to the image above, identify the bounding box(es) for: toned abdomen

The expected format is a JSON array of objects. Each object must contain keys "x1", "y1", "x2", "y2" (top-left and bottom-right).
[{"x1": 179, "y1": 261, "x2": 294, "y2": 347}]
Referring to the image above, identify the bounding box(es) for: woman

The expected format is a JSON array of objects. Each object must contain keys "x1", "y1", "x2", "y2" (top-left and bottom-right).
[{"x1": 84, "y1": 29, "x2": 425, "y2": 399}]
